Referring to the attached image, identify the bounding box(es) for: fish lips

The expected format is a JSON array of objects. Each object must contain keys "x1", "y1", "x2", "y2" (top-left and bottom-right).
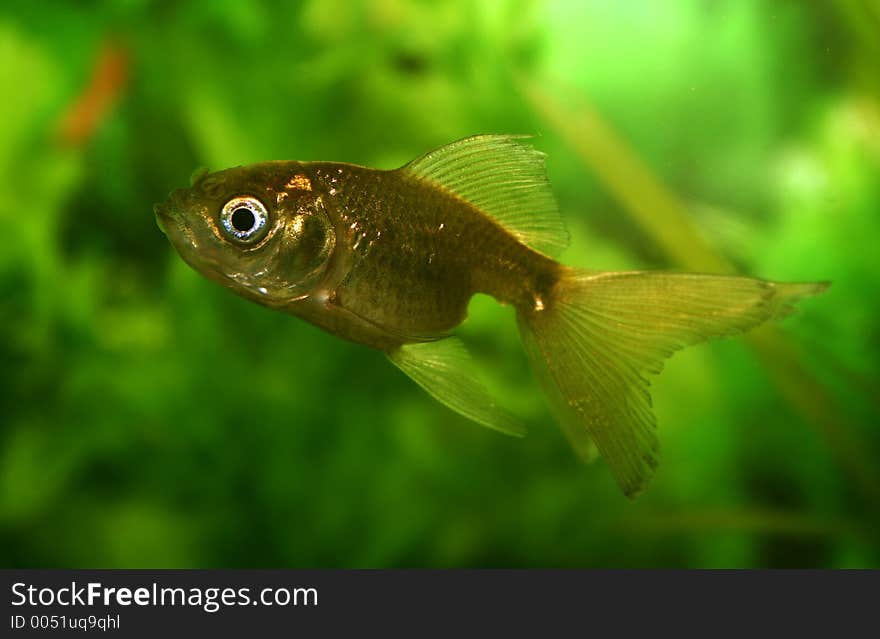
[
  {"x1": 154, "y1": 201, "x2": 172, "y2": 235},
  {"x1": 154, "y1": 188, "x2": 188, "y2": 235}
]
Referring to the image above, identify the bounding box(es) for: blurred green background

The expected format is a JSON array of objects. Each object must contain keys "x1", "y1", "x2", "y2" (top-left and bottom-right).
[{"x1": 1, "y1": 0, "x2": 878, "y2": 568}]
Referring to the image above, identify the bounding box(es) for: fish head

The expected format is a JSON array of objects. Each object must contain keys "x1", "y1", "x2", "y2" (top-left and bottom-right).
[{"x1": 155, "y1": 163, "x2": 335, "y2": 306}]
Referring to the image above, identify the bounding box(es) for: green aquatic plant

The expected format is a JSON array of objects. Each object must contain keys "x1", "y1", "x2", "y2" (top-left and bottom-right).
[{"x1": 0, "y1": 0, "x2": 877, "y2": 568}]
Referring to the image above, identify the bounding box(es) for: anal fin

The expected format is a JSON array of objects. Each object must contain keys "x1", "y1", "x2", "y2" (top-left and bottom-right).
[{"x1": 387, "y1": 338, "x2": 526, "y2": 437}]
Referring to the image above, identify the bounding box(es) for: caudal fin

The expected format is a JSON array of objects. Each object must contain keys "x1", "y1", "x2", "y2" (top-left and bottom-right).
[{"x1": 517, "y1": 269, "x2": 828, "y2": 498}]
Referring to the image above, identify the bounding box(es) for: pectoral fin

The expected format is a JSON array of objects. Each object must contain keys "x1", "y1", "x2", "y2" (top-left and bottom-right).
[{"x1": 387, "y1": 338, "x2": 526, "y2": 437}]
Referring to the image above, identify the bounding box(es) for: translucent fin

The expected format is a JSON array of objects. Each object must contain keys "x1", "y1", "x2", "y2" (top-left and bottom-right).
[
  {"x1": 402, "y1": 134, "x2": 569, "y2": 256},
  {"x1": 387, "y1": 337, "x2": 526, "y2": 437},
  {"x1": 518, "y1": 322, "x2": 599, "y2": 463},
  {"x1": 518, "y1": 269, "x2": 829, "y2": 498}
]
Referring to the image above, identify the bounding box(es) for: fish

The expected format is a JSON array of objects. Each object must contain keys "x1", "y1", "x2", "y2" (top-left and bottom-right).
[{"x1": 155, "y1": 135, "x2": 828, "y2": 498}]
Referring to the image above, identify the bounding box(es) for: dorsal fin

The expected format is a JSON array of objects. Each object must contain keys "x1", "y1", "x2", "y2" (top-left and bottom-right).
[{"x1": 402, "y1": 134, "x2": 569, "y2": 257}]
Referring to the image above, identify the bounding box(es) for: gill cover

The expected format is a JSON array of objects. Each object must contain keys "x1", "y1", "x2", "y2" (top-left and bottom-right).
[
  {"x1": 230, "y1": 194, "x2": 336, "y2": 301},
  {"x1": 270, "y1": 198, "x2": 336, "y2": 292}
]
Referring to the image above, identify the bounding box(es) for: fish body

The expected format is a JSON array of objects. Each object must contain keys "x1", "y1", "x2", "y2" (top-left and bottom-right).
[
  {"x1": 156, "y1": 135, "x2": 826, "y2": 497},
  {"x1": 159, "y1": 158, "x2": 559, "y2": 349}
]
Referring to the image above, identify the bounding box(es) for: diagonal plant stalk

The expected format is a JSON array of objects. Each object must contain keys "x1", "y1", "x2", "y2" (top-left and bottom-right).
[
  {"x1": 835, "y1": 0, "x2": 880, "y2": 95},
  {"x1": 520, "y1": 77, "x2": 880, "y2": 505}
]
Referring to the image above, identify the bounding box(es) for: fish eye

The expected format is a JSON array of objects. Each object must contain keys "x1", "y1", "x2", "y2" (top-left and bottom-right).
[{"x1": 220, "y1": 196, "x2": 269, "y2": 243}]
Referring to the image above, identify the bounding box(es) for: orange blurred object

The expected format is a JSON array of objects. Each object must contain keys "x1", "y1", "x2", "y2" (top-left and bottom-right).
[{"x1": 57, "y1": 42, "x2": 129, "y2": 146}]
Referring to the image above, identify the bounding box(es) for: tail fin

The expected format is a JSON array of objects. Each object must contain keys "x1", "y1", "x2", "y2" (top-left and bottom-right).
[{"x1": 517, "y1": 269, "x2": 828, "y2": 498}]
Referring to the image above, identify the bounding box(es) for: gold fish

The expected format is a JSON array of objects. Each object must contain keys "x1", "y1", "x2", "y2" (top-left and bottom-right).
[{"x1": 155, "y1": 135, "x2": 827, "y2": 497}]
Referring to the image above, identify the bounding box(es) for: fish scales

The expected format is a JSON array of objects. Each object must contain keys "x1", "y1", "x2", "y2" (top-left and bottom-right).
[{"x1": 308, "y1": 163, "x2": 558, "y2": 339}]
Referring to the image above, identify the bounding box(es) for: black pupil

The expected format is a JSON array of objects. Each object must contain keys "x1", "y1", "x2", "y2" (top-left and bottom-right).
[{"x1": 231, "y1": 207, "x2": 256, "y2": 233}]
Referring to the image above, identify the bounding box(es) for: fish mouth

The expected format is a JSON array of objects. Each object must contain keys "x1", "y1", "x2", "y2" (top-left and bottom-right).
[
  {"x1": 154, "y1": 202, "x2": 172, "y2": 234},
  {"x1": 154, "y1": 189, "x2": 186, "y2": 235}
]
